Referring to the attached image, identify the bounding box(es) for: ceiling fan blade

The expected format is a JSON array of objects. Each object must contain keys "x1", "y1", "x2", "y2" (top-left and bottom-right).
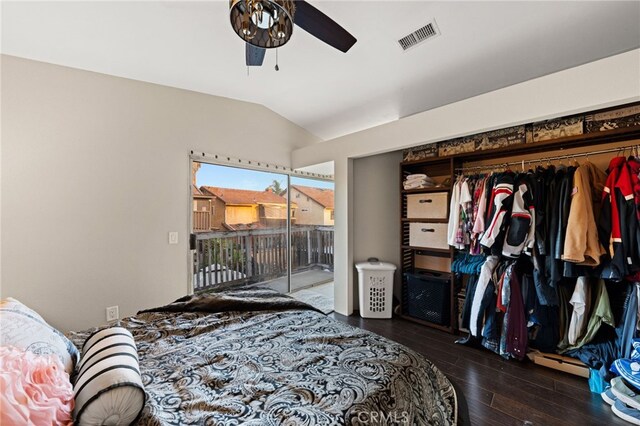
[
  {"x1": 246, "y1": 44, "x2": 266, "y2": 66},
  {"x1": 293, "y1": 0, "x2": 356, "y2": 53}
]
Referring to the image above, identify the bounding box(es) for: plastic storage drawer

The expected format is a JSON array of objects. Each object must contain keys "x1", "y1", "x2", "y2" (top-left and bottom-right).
[{"x1": 403, "y1": 272, "x2": 451, "y2": 325}]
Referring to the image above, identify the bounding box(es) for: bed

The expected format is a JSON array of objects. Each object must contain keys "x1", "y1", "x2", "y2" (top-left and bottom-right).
[{"x1": 69, "y1": 287, "x2": 463, "y2": 425}]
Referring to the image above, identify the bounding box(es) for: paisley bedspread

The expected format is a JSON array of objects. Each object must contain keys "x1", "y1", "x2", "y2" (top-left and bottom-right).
[{"x1": 69, "y1": 288, "x2": 457, "y2": 425}]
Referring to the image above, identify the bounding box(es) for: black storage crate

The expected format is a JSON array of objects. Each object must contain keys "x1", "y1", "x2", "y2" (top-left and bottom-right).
[{"x1": 403, "y1": 272, "x2": 451, "y2": 325}]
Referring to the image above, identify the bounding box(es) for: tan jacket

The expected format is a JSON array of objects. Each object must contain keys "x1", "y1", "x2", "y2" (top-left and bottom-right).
[{"x1": 562, "y1": 162, "x2": 607, "y2": 266}]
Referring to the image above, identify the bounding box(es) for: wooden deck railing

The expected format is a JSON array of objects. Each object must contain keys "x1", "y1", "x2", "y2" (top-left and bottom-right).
[
  {"x1": 192, "y1": 226, "x2": 334, "y2": 291},
  {"x1": 193, "y1": 211, "x2": 211, "y2": 232}
]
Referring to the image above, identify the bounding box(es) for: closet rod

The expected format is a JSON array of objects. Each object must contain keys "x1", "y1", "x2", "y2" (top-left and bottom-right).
[{"x1": 455, "y1": 142, "x2": 640, "y2": 173}]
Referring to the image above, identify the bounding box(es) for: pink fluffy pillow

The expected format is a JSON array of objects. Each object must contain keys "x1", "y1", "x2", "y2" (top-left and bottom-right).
[{"x1": 0, "y1": 346, "x2": 74, "y2": 425}]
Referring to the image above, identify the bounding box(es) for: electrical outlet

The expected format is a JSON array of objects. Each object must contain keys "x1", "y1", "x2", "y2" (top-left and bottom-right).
[
  {"x1": 106, "y1": 306, "x2": 119, "y2": 322},
  {"x1": 168, "y1": 231, "x2": 178, "y2": 245}
]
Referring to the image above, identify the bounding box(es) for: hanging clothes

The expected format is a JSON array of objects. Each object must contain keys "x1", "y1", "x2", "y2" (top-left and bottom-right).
[
  {"x1": 545, "y1": 167, "x2": 566, "y2": 289},
  {"x1": 599, "y1": 157, "x2": 631, "y2": 280},
  {"x1": 562, "y1": 162, "x2": 607, "y2": 266},
  {"x1": 447, "y1": 176, "x2": 464, "y2": 250},
  {"x1": 459, "y1": 275, "x2": 479, "y2": 331},
  {"x1": 480, "y1": 172, "x2": 515, "y2": 252},
  {"x1": 502, "y1": 176, "x2": 536, "y2": 258},
  {"x1": 560, "y1": 278, "x2": 614, "y2": 353},
  {"x1": 469, "y1": 255, "x2": 500, "y2": 337},
  {"x1": 505, "y1": 267, "x2": 528, "y2": 360},
  {"x1": 448, "y1": 150, "x2": 640, "y2": 364},
  {"x1": 456, "y1": 178, "x2": 473, "y2": 247},
  {"x1": 471, "y1": 176, "x2": 488, "y2": 254},
  {"x1": 556, "y1": 166, "x2": 577, "y2": 266},
  {"x1": 617, "y1": 282, "x2": 639, "y2": 360},
  {"x1": 567, "y1": 277, "x2": 593, "y2": 345}
]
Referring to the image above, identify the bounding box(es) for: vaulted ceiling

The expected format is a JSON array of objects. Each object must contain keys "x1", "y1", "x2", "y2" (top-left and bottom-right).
[{"x1": 3, "y1": 1, "x2": 639, "y2": 140}]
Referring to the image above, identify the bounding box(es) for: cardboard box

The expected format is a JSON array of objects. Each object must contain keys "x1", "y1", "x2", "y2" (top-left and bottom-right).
[
  {"x1": 402, "y1": 143, "x2": 438, "y2": 162},
  {"x1": 533, "y1": 116, "x2": 583, "y2": 141},
  {"x1": 585, "y1": 104, "x2": 640, "y2": 133}
]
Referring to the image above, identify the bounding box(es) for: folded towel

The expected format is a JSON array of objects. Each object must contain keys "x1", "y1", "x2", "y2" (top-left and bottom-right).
[
  {"x1": 404, "y1": 181, "x2": 435, "y2": 190},
  {"x1": 406, "y1": 174, "x2": 427, "y2": 180},
  {"x1": 405, "y1": 174, "x2": 435, "y2": 183}
]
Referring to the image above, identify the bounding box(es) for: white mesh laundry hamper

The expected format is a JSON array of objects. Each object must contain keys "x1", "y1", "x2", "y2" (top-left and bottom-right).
[{"x1": 355, "y1": 261, "x2": 396, "y2": 319}]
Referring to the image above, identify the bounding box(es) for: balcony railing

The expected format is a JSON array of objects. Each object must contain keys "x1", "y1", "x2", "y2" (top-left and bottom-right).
[
  {"x1": 192, "y1": 225, "x2": 334, "y2": 292},
  {"x1": 193, "y1": 211, "x2": 212, "y2": 232}
]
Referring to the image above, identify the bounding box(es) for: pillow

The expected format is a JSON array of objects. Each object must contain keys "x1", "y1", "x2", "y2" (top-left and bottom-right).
[
  {"x1": 0, "y1": 346, "x2": 74, "y2": 425},
  {"x1": 0, "y1": 297, "x2": 79, "y2": 374},
  {"x1": 73, "y1": 327, "x2": 145, "y2": 426}
]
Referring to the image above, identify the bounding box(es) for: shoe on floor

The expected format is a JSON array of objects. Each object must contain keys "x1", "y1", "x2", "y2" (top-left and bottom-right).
[
  {"x1": 613, "y1": 359, "x2": 640, "y2": 391},
  {"x1": 612, "y1": 377, "x2": 640, "y2": 410},
  {"x1": 612, "y1": 399, "x2": 640, "y2": 425},
  {"x1": 602, "y1": 387, "x2": 617, "y2": 405}
]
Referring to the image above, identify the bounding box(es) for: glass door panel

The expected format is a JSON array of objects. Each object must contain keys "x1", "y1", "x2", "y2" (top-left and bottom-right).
[
  {"x1": 191, "y1": 162, "x2": 290, "y2": 293},
  {"x1": 288, "y1": 177, "x2": 334, "y2": 307}
]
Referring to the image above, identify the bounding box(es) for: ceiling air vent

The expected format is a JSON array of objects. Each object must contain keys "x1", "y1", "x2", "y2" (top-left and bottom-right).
[{"x1": 398, "y1": 20, "x2": 440, "y2": 51}]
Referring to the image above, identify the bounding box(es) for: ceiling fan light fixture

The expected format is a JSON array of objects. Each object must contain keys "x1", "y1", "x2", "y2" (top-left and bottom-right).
[{"x1": 230, "y1": 0, "x2": 295, "y2": 48}]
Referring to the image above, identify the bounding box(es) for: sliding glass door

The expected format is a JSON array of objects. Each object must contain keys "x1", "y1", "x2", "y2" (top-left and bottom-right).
[
  {"x1": 191, "y1": 161, "x2": 290, "y2": 293},
  {"x1": 190, "y1": 161, "x2": 334, "y2": 304},
  {"x1": 289, "y1": 177, "x2": 335, "y2": 301}
]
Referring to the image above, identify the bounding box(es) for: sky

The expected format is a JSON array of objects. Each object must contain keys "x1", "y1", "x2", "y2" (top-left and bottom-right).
[{"x1": 196, "y1": 162, "x2": 334, "y2": 191}]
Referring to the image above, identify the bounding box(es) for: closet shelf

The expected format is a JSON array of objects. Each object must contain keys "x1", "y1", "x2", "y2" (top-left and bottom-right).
[
  {"x1": 401, "y1": 245, "x2": 451, "y2": 254},
  {"x1": 402, "y1": 187, "x2": 451, "y2": 194},
  {"x1": 413, "y1": 267, "x2": 452, "y2": 277},
  {"x1": 401, "y1": 218, "x2": 448, "y2": 223}
]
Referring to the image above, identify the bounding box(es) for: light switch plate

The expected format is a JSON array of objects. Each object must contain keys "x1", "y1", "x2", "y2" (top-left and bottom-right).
[
  {"x1": 168, "y1": 231, "x2": 178, "y2": 244},
  {"x1": 106, "y1": 306, "x2": 119, "y2": 322}
]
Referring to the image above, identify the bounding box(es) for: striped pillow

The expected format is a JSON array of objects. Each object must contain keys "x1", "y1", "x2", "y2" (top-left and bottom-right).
[{"x1": 73, "y1": 327, "x2": 145, "y2": 425}]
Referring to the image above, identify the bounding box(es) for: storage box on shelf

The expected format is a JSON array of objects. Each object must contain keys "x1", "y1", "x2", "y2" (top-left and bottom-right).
[{"x1": 406, "y1": 192, "x2": 448, "y2": 219}]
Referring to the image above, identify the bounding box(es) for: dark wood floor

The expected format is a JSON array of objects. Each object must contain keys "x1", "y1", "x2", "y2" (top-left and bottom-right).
[{"x1": 331, "y1": 313, "x2": 627, "y2": 426}]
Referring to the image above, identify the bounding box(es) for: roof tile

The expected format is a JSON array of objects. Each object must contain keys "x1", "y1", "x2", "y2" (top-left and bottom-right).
[{"x1": 201, "y1": 186, "x2": 288, "y2": 205}]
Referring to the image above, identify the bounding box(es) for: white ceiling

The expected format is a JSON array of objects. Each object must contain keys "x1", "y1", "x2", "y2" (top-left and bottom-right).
[{"x1": 2, "y1": 1, "x2": 639, "y2": 141}]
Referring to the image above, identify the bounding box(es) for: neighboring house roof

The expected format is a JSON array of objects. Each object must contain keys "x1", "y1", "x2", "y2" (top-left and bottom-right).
[
  {"x1": 192, "y1": 184, "x2": 213, "y2": 197},
  {"x1": 290, "y1": 185, "x2": 334, "y2": 209},
  {"x1": 200, "y1": 186, "x2": 288, "y2": 206}
]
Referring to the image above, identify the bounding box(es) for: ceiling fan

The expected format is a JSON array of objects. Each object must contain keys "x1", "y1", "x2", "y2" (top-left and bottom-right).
[{"x1": 229, "y1": 0, "x2": 357, "y2": 67}]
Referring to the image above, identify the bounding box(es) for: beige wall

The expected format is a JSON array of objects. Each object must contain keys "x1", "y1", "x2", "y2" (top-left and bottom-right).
[
  {"x1": 323, "y1": 209, "x2": 334, "y2": 226},
  {"x1": 353, "y1": 151, "x2": 402, "y2": 306},
  {"x1": 226, "y1": 205, "x2": 258, "y2": 225},
  {"x1": 0, "y1": 55, "x2": 320, "y2": 331},
  {"x1": 211, "y1": 198, "x2": 226, "y2": 230},
  {"x1": 293, "y1": 49, "x2": 640, "y2": 313},
  {"x1": 290, "y1": 188, "x2": 325, "y2": 225}
]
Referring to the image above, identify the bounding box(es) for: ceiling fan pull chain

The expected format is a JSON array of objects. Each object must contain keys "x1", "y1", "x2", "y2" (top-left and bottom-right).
[{"x1": 275, "y1": 48, "x2": 280, "y2": 71}]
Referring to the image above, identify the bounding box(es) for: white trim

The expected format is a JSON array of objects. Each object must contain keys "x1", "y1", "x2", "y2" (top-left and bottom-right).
[
  {"x1": 187, "y1": 157, "x2": 195, "y2": 295},
  {"x1": 190, "y1": 151, "x2": 334, "y2": 182}
]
